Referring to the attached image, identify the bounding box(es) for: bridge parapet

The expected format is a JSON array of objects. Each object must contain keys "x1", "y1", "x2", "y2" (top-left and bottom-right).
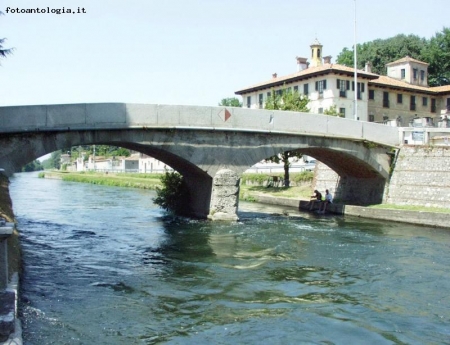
[{"x1": 0, "y1": 103, "x2": 400, "y2": 147}]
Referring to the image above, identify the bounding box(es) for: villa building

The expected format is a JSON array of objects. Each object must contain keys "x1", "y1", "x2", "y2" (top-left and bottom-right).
[{"x1": 235, "y1": 39, "x2": 450, "y2": 126}]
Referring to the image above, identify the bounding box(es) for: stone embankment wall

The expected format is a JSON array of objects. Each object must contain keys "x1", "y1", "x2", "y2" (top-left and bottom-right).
[
  {"x1": 385, "y1": 146, "x2": 450, "y2": 208},
  {"x1": 0, "y1": 175, "x2": 20, "y2": 278},
  {"x1": 313, "y1": 146, "x2": 450, "y2": 210}
]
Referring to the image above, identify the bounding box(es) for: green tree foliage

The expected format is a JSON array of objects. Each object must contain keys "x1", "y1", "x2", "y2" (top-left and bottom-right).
[
  {"x1": 264, "y1": 89, "x2": 310, "y2": 186},
  {"x1": 336, "y1": 28, "x2": 450, "y2": 86},
  {"x1": 153, "y1": 171, "x2": 189, "y2": 214},
  {"x1": 0, "y1": 11, "x2": 13, "y2": 63},
  {"x1": 337, "y1": 34, "x2": 427, "y2": 75},
  {"x1": 323, "y1": 105, "x2": 342, "y2": 117},
  {"x1": 21, "y1": 160, "x2": 43, "y2": 172},
  {"x1": 219, "y1": 97, "x2": 242, "y2": 107},
  {"x1": 90, "y1": 145, "x2": 131, "y2": 157},
  {"x1": 265, "y1": 89, "x2": 310, "y2": 112},
  {"x1": 421, "y1": 27, "x2": 450, "y2": 86},
  {"x1": 41, "y1": 151, "x2": 62, "y2": 170}
]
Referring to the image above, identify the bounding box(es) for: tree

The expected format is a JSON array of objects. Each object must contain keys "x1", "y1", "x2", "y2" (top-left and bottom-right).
[
  {"x1": 219, "y1": 97, "x2": 242, "y2": 107},
  {"x1": 153, "y1": 170, "x2": 189, "y2": 214},
  {"x1": 323, "y1": 105, "x2": 342, "y2": 117},
  {"x1": 41, "y1": 151, "x2": 62, "y2": 170},
  {"x1": 21, "y1": 160, "x2": 43, "y2": 172},
  {"x1": 336, "y1": 34, "x2": 428, "y2": 75},
  {"x1": 264, "y1": 89, "x2": 310, "y2": 187},
  {"x1": 421, "y1": 27, "x2": 450, "y2": 86},
  {"x1": 0, "y1": 11, "x2": 13, "y2": 63}
]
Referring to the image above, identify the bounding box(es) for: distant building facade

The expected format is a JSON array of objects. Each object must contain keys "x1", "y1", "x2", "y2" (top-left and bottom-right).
[{"x1": 235, "y1": 39, "x2": 450, "y2": 126}]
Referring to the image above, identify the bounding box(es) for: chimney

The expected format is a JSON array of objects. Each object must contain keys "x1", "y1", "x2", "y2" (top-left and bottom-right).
[
  {"x1": 296, "y1": 57, "x2": 308, "y2": 71},
  {"x1": 323, "y1": 55, "x2": 332, "y2": 64},
  {"x1": 365, "y1": 61, "x2": 372, "y2": 73},
  {"x1": 272, "y1": 73, "x2": 277, "y2": 78}
]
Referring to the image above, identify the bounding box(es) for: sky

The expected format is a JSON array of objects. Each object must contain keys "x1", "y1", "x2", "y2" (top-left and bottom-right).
[{"x1": 1, "y1": 0, "x2": 449, "y2": 107}]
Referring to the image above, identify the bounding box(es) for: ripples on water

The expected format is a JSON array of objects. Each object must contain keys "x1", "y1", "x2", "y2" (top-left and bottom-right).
[{"x1": 9, "y1": 172, "x2": 450, "y2": 344}]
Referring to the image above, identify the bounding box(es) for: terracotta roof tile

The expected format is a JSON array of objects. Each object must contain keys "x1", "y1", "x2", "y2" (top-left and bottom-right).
[
  {"x1": 235, "y1": 63, "x2": 378, "y2": 94},
  {"x1": 386, "y1": 56, "x2": 428, "y2": 66},
  {"x1": 370, "y1": 76, "x2": 450, "y2": 94}
]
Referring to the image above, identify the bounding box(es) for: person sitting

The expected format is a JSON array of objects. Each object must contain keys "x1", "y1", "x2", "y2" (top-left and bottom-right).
[
  {"x1": 308, "y1": 189, "x2": 322, "y2": 211},
  {"x1": 319, "y1": 189, "x2": 333, "y2": 214}
]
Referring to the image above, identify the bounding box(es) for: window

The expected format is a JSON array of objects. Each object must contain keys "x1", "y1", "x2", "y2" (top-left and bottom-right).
[
  {"x1": 318, "y1": 107, "x2": 323, "y2": 114},
  {"x1": 401, "y1": 69, "x2": 406, "y2": 79},
  {"x1": 413, "y1": 68, "x2": 418, "y2": 81},
  {"x1": 339, "y1": 108, "x2": 345, "y2": 117},
  {"x1": 420, "y1": 70, "x2": 425, "y2": 82},
  {"x1": 383, "y1": 92, "x2": 389, "y2": 108},
  {"x1": 422, "y1": 97, "x2": 428, "y2": 107},
  {"x1": 315, "y1": 79, "x2": 327, "y2": 96},
  {"x1": 337, "y1": 79, "x2": 347, "y2": 97},
  {"x1": 369, "y1": 90, "x2": 375, "y2": 100},
  {"x1": 410, "y1": 95, "x2": 416, "y2": 111},
  {"x1": 258, "y1": 94, "x2": 264, "y2": 108},
  {"x1": 431, "y1": 98, "x2": 436, "y2": 113},
  {"x1": 303, "y1": 83, "x2": 309, "y2": 96},
  {"x1": 276, "y1": 89, "x2": 282, "y2": 96},
  {"x1": 397, "y1": 94, "x2": 403, "y2": 104},
  {"x1": 294, "y1": 85, "x2": 298, "y2": 92},
  {"x1": 246, "y1": 96, "x2": 251, "y2": 108},
  {"x1": 352, "y1": 81, "x2": 364, "y2": 99},
  {"x1": 317, "y1": 48, "x2": 321, "y2": 58},
  {"x1": 369, "y1": 114, "x2": 375, "y2": 122},
  {"x1": 267, "y1": 92, "x2": 271, "y2": 98}
]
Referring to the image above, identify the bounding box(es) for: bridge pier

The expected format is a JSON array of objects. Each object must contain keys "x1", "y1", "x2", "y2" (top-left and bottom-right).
[{"x1": 208, "y1": 169, "x2": 240, "y2": 221}]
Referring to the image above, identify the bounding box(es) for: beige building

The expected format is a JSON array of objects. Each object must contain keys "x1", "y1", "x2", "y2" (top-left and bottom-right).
[{"x1": 235, "y1": 39, "x2": 450, "y2": 126}]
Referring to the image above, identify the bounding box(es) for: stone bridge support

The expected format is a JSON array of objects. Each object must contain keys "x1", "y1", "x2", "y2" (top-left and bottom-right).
[{"x1": 208, "y1": 169, "x2": 240, "y2": 221}]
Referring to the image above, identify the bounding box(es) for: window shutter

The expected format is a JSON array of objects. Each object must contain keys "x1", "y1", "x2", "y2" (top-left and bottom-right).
[
  {"x1": 315, "y1": 81, "x2": 318, "y2": 91},
  {"x1": 346, "y1": 80, "x2": 350, "y2": 90},
  {"x1": 323, "y1": 80, "x2": 327, "y2": 89},
  {"x1": 352, "y1": 81, "x2": 355, "y2": 91},
  {"x1": 362, "y1": 83, "x2": 365, "y2": 92},
  {"x1": 337, "y1": 79, "x2": 340, "y2": 89}
]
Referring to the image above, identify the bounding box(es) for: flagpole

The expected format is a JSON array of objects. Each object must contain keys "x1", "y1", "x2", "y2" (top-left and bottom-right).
[{"x1": 354, "y1": 0, "x2": 358, "y2": 120}]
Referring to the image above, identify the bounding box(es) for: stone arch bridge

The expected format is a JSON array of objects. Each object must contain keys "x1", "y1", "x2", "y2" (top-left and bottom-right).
[{"x1": 0, "y1": 103, "x2": 399, "y2": 220}]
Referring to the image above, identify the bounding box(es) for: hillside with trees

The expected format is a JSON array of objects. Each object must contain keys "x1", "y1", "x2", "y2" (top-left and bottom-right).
[{"x1": 336, "y1": 27, "x2": 450, "y2": 86}]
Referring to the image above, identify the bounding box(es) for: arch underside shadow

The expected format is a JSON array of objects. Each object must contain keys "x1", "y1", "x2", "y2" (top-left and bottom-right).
[{"x1": 0, "y1": 129, "x2": 393, "y2": 216}]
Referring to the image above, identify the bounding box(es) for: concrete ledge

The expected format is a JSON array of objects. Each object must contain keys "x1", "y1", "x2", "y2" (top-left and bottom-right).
[
  {"x1": 0, "y1": 291, "x2": 15, "y2": 339},
  {"x1": 341, "y1": 205, "x2": 450, "y2": 228},
  {"x1": 0, "y1": 273, "x2": 20, "y2": 345},
  {"x1": 251, "y1": 194, "x2": 449, "y2": 229}
]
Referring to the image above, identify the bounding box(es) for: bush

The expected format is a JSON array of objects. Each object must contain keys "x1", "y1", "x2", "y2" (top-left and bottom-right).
[{"x1": 153, "y1": 171, "x2": 189, "y2": 214}]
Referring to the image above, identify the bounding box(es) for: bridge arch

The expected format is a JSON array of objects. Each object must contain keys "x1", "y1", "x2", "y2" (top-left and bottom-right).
[{"x1": 0, "y1": 127, "x2": 392, "y2": 219}]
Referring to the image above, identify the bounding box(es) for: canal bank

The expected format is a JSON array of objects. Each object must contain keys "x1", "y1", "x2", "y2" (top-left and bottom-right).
[
  {"x1": 0, "y1": 174, "x2": 22, "y2": 344},
  {"x1": 247, "y1": 193, "x2": 450, "y2": 229}
]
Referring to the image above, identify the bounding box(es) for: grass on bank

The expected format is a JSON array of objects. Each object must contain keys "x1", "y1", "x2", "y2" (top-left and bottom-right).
[
  {"x1": 40, "y1": 171, "x2": 450, "y2": 214},
  {"x1": 41, "y1": 171, "x2": 162, "y2": 189}
]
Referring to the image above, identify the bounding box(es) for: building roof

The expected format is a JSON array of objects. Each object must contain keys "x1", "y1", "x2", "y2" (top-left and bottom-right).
[
  {"x1": 235, "y1": 63, "x2": 379, "y2": 95},
  {"x1": 385, "y1": 56, "x2": 429, "y2": 66},
  {"x1": 370, "y1": 75, "x2": 450, "y2": 95}
]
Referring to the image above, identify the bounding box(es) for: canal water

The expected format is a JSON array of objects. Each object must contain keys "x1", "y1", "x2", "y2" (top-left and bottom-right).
[{"x1": 9, "y1": 172, "x2": 450, "y2": 344}]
